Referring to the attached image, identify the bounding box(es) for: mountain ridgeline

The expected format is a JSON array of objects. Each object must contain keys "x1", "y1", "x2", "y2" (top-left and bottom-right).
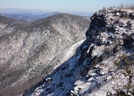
[
  {"x1": 0, "y1": 12, "x2": 61, "y2": 22},
  {"x1": 0, "y1": 15, "x2": 29, "y2": 37},
  {"x1": 0, "y1": 9, "x2": 92, "y2": 22},
  {"x1": 26, "y1": 8, "x2": 134, "y2": 96},
  {"x1": 0, "y1": 13, "x2": 90, "y2": 95}
]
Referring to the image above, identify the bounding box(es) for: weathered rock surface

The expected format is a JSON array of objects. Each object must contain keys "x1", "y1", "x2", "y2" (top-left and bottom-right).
[
  {"x1": 0, "y1": 14, "x2": 90, "y2": 95},
  {"x1": 27, "y1": 8, "x2": 134, "y2": 96}
]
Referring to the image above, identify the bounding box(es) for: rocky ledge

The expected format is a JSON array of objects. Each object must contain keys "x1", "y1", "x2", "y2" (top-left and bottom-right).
[{"x1": 26, "y1": 8, "x2": 134, "y2": 96}]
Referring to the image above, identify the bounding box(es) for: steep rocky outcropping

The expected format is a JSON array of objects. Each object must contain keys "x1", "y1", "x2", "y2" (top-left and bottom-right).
[{"x1": 27, "y1": 8, "x2": 134, "y2": 96}]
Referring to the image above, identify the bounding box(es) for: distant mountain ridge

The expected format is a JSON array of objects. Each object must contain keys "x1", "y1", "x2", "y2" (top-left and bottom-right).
[
  {"x1": 0, "y1": 8, "x2": 45, "y2": 13},
  {"x1": 0, "y1": 12, "x2": 61, "y2": 22},
  {"x1": 0, "y1": 8, "x2": 92, "y2": 22}
]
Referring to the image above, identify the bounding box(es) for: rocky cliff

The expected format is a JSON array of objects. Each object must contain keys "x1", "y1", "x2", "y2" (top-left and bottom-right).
[
  {"x1": 27, "y1": 8, "x2": 134, "y2": 96},
  {"x1": 0, "y1": 14, "x2": 90, "y2": 95}
]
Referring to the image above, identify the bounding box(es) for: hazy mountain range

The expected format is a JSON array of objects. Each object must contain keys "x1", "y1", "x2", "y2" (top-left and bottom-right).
[{"x1": 0, "y1": 8, "x2": 92, "y2": 22}]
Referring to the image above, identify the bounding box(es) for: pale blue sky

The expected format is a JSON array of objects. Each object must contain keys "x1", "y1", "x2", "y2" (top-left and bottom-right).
[{"x1": 0, "y1": 0, "x2": 133, "y2": 12}]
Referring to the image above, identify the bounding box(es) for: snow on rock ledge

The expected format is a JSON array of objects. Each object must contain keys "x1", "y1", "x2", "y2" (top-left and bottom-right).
[{"x1": 25, "y1": 8, "x2": 134, "y2": 96}]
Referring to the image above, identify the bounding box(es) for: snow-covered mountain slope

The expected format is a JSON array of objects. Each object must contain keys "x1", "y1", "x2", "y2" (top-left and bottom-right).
[
  {"x1": 26, "y1": 8, "x2": 134, "y2": 96},
  {"x1": 0, "y1": 15, "x2": 29, "y2": 37},
  {"x1": 0, "y1": 14, "x2": 90, "y2": 95}
]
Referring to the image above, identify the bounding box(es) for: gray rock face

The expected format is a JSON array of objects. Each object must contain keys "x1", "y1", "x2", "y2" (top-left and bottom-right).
[
  {"x1": 27, "y1": 8, "x2": 134, "y2": 96},
  {"x1": 0, "y1": 14, "x2": 90, "y2": 95}
]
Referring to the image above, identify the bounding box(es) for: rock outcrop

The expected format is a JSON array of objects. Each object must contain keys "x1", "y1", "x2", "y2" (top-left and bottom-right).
[{"x1": 27, "y1": 8, "x2": 134, "y2": 96}]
